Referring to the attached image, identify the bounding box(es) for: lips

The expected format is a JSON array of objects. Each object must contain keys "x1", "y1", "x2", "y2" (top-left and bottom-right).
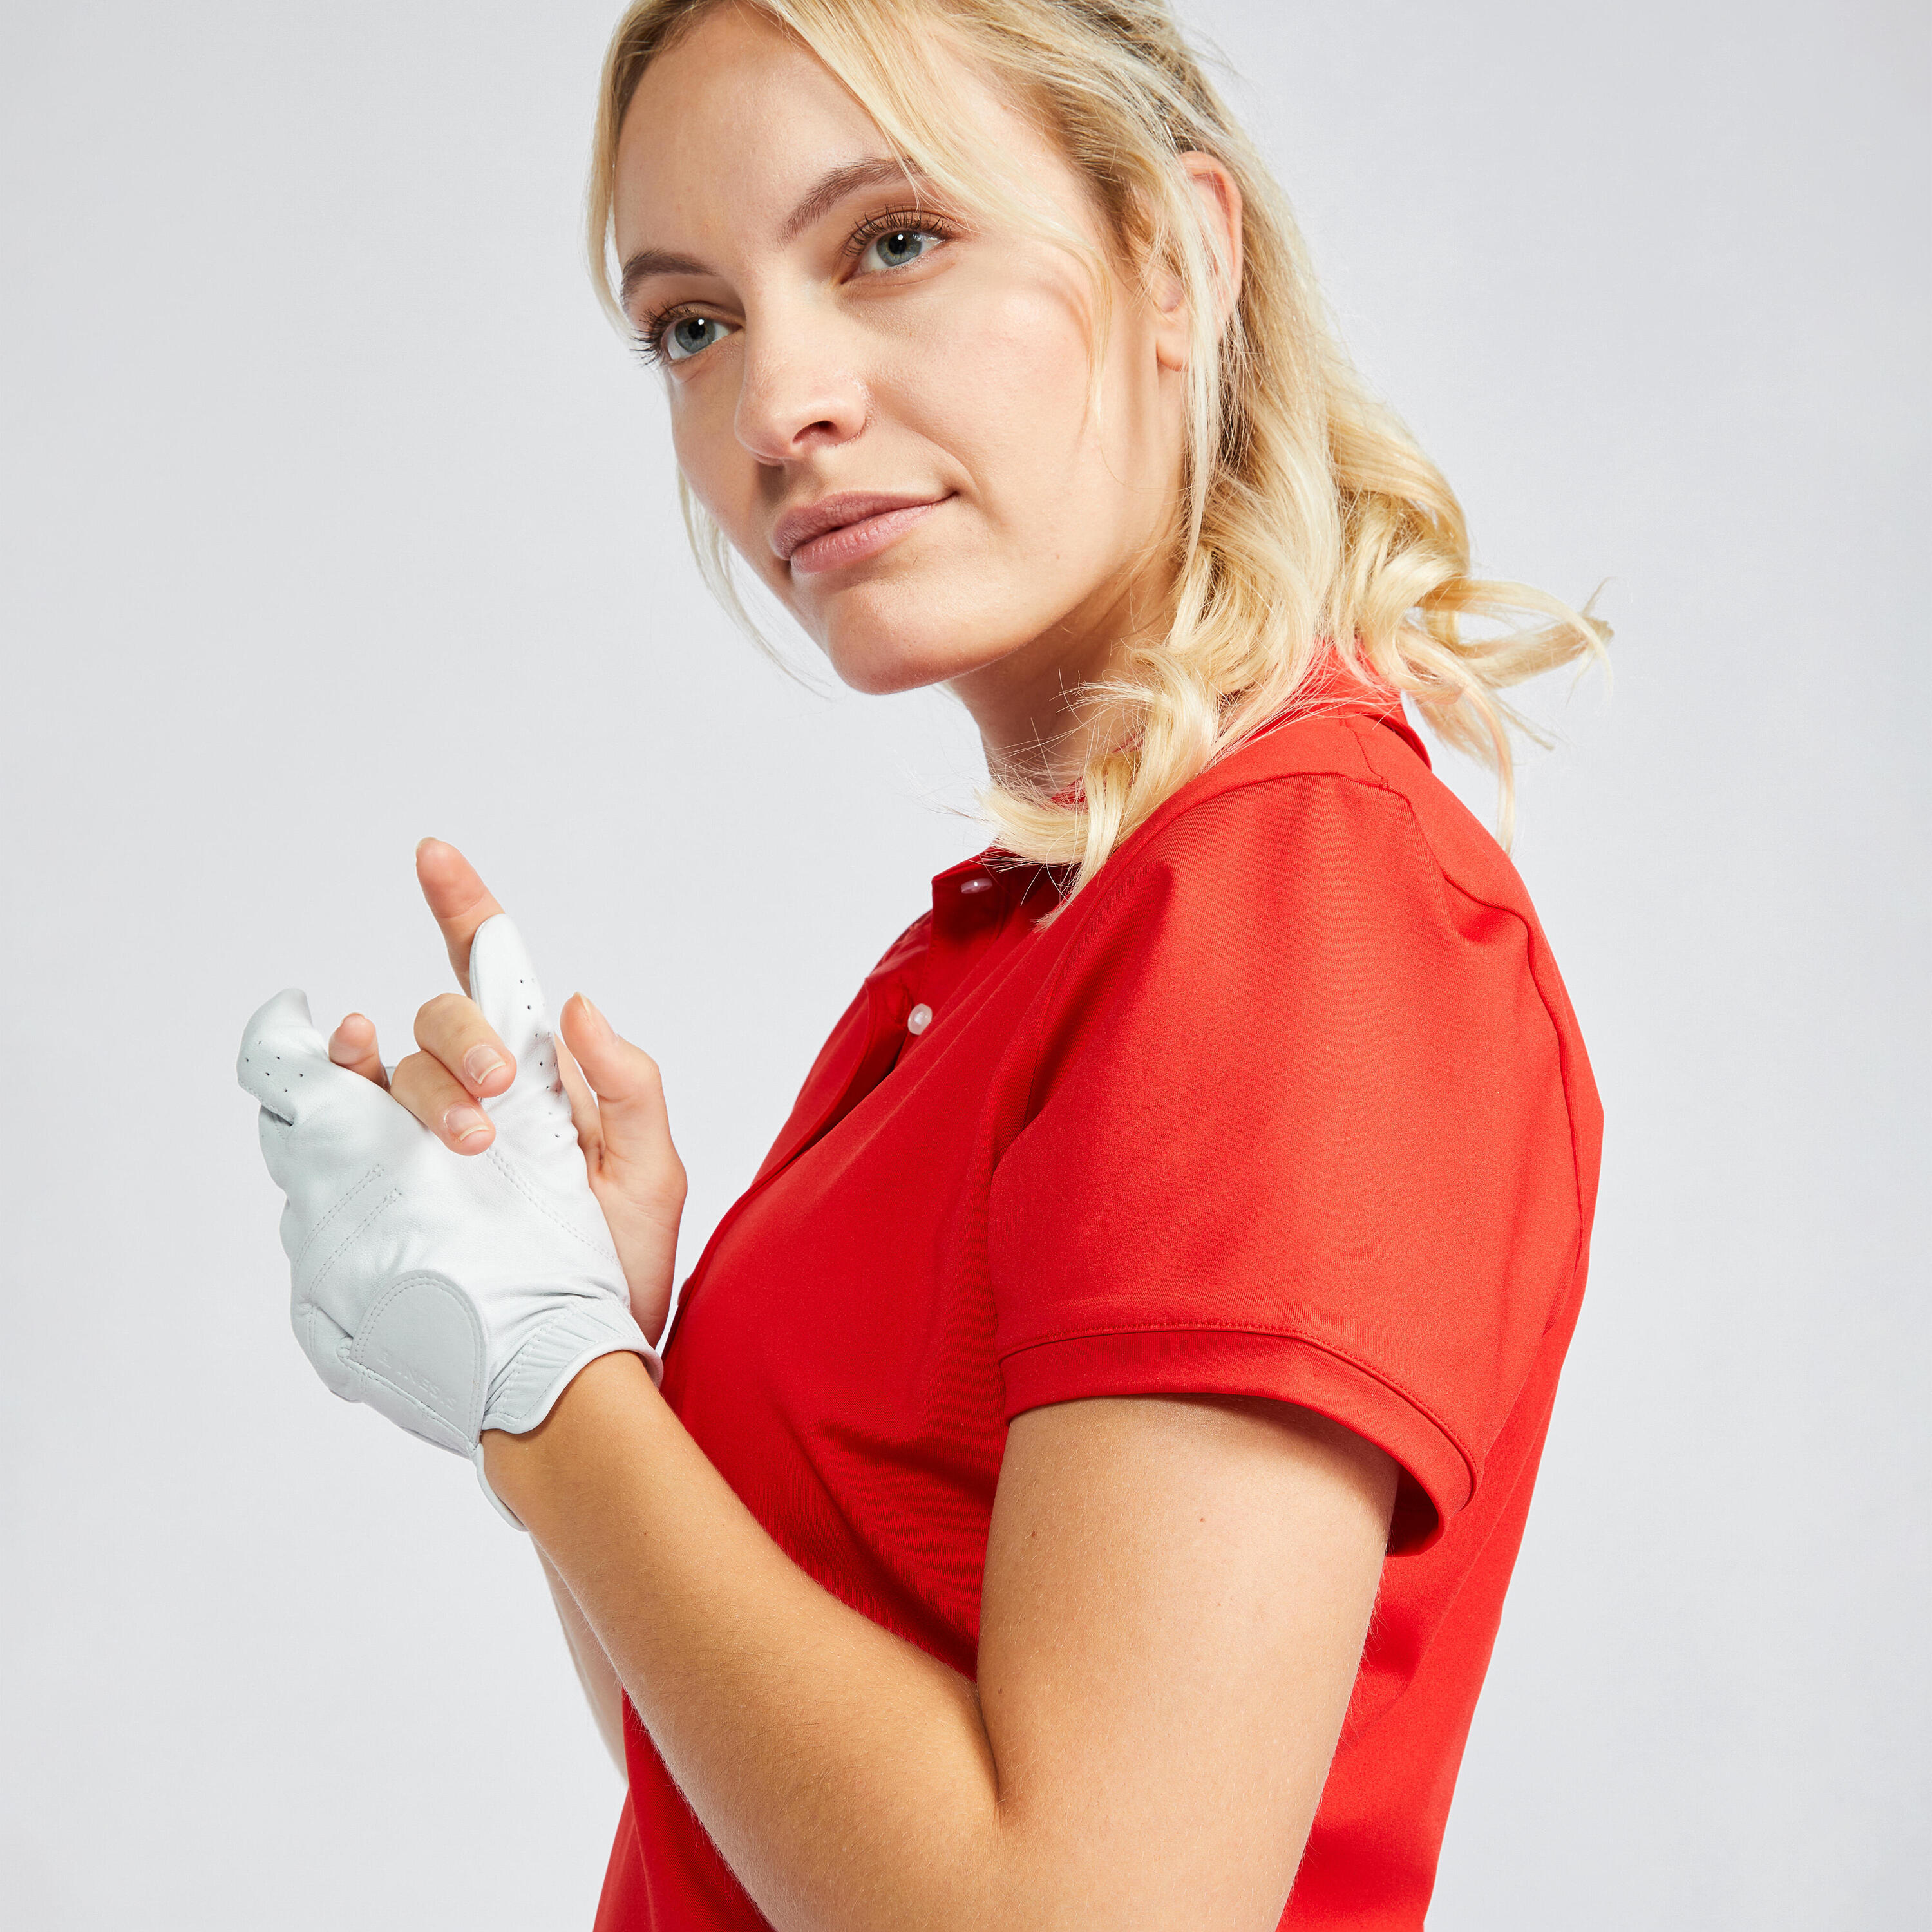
[{"x1": 772, "y1": 491, "x2": 952, "y2": 574}]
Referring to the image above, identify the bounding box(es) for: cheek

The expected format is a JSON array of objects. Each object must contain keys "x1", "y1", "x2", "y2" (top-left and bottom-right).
[
  {"x1": 667, "y1": 388, "x2": 738, "y2": 522},
  {"x1": 668, "y1": 380, "x2": 794, "y2": 601},
  {"x1": 886, "y1": 270, "x2": 1150, "y2": 580},
  {"x1": 906, "y1": 279, "x2": 1098, "y2": 495}
]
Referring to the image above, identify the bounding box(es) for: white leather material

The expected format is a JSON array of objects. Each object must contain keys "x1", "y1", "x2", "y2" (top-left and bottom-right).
[{"x1": 239, "y1": 913, "x2": 661, "y2": 1525}]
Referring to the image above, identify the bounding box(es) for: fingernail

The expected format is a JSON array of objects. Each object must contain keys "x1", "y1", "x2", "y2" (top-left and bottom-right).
[
  {"x1": 445, "y1": 1104, "x2": 490, "y2": 1143},
  {"x1": 580, "y1": 995, "x2": 609, "y2": 1034},
  {"x1": 464, "y1": 1046, "x2": 507, "y2": 1087}
]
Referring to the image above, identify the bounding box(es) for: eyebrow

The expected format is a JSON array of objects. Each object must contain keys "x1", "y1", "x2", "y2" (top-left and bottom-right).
[{"x1": 618, "y1": 155, "x2": 930, "y2": 309}]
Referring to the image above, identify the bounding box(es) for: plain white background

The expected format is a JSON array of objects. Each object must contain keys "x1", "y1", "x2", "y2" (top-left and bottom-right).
[{"x1": 1, "y1": 1, "x2": 1923, "y2": 1924}]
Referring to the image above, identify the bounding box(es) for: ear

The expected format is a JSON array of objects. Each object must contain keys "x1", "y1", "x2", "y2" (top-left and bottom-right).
[{"x1": 1153, "y1": 152, "x2": 1245, "y2": 374}]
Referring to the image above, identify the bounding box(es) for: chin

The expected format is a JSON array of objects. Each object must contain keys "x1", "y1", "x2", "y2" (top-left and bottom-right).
[
  {"x1": 799, "y1": 583, "x2": 1027, "y2": 698},
  {"x1": 815, "y1": 625, "x2": 982, "y2": 697}
]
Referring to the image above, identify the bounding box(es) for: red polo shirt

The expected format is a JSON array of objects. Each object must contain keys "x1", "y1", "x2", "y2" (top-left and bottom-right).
[{"x1": 595, "y1": 685, "x2": 1601, "y2": 1929}]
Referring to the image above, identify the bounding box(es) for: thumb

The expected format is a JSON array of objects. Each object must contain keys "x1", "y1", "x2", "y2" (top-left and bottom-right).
[{"x1": 558, "y1": 994, "x2": 679, "y2": 1175}]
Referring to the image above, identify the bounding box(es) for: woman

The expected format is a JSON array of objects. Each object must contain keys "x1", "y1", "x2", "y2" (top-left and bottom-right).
[{"x1": 240, "y1": 2, "x2": 1607, "y2": 1925}]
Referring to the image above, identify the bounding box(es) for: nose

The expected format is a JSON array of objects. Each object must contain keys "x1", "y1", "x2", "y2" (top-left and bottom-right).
[{"x1": 732, "y1": 311, "x2": 868, "y2": 464}]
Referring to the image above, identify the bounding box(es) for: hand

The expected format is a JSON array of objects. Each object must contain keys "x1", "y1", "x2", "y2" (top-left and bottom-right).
[
  {"x1": 325, "y1": 839, "x2": 685, "y2": 1345},
  {"x1": 237, "y1": 845, "x2": 678, "y2": 1524}
]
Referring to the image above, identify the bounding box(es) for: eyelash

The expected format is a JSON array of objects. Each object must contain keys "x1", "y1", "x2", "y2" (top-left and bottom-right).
[{"x1": 630, "y1": 205, "x2": 960, "y2": 367}]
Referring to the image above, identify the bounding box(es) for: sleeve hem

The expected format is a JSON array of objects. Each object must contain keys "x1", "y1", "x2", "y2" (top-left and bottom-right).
[{"x1": 997, "y1": 1326, "x2": 1474, "y2": 1555}]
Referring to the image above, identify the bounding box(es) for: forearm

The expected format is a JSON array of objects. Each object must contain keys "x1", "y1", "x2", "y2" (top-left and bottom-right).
[
  {"x1": 484, "y1": 1354, "x2": 1006, "y2": 1932},
  {"x1": 535, "y1": 1546, "x2": 627, "y2": 1775}
]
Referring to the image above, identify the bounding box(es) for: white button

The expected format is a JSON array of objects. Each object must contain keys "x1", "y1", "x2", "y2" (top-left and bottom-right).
[
  {"x1": 906, "y1": 1003, "x2": 933, "y2": 1035},
  {"x1": 960, "y1": 878, "x2": 991, "y2": 894}
]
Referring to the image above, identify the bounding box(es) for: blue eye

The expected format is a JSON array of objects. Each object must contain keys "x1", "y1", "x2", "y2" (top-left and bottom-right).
[
  {"x1": 661, "y1": 315, "x2": 735, "y2": 363},
  {"x1": 856, "y1": 227, "x2": 944, "y2": 274}
]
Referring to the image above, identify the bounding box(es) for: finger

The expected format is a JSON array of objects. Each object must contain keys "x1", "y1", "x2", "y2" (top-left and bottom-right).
[
  {"x1": 553, "y1": 1025, "x2": 604, "y2": 1157},
  {"x1": 328, "y1": 1012, "x2": 391, "y2": 1090},
  {"x1": 239, "y1": 989, "x2": 386, "y2": 1139},
  {"x1": 558, "y1": 994, "x2": 679, "y2": 1176},
  {"x1": 557, "y1": 994, "x2": 685, "y2": 1339},
  {"x1": 388, "y1": 1047, "x2": 496, "y2": 1153},
  {"x1": 466, "y1": 913, "x2": 556, "y2": 1081},
  {"x1": 412, "y1": 991, "x2": 515, "y2": 1100},
  {"x1": 415, "y1": 837, "x2": 506, "y2": 997}
]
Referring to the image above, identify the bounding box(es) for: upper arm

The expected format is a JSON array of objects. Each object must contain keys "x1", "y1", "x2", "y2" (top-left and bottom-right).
[
  {"x1": 978, "y1": 1393, "x2": 1397, "y2": 1930},
  {"x1": 990, "y1": 773, "x2": 1577, "y2": 1554}
]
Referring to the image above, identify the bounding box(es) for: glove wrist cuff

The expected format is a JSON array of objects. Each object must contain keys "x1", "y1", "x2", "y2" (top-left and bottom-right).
[
  {"x1": 486, "y1": 1298, "x2": 663, "y2": 1439},
  {"x1": 472, "y1": 1300, "x2": 663, "y2": 1530}
]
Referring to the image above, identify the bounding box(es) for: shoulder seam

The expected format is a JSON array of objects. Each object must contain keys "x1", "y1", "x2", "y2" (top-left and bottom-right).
[
  {"x1": 1014, "y1": 755, "x2": 1591, "y2": 1291},
  {"x1": 1018, "y1": 759, "x2": 1404, "y2": 1117}
]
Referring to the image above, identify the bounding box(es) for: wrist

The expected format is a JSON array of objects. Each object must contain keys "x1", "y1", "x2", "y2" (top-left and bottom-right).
[
  {"x1": 484, "y1": 1297, "x2": 661, "y2": 1438},
  {"x1": 481, "y1": 1349, "x2": 662, "y2": 1530}
]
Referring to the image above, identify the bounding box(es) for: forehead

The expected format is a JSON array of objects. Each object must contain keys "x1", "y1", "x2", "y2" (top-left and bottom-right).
[{"x1": 611, "y1": 5, "x2": 1030, "y2": 252}]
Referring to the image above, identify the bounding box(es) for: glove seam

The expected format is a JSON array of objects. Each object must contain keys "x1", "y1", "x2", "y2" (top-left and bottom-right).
[
  {"x1": 303, "y1": 1186, "x2": 402, "y2": 1299},
  {"x1": 301, "y1": 1301, "x2": 354, "y2": 1398},
  {"x1": 484, "y1": 1144, "x2": 621, "y2": 1268},
  {"x1": 290, "y1": 1162, "x2": 387, "y2": 1282},
  {"x1": 339, "y1": 1358, "x2": 464, "y2": 1445}
]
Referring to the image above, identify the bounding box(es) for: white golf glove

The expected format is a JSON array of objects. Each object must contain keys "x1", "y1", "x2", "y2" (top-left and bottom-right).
[{"x1": 238, "y1": 913, "x2": 661, "y2": 1527}]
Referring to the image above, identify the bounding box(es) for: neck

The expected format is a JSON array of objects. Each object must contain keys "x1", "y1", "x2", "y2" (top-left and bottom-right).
[{"x1": 948, "y1": 552, "x2": 1177, "y2": 797}]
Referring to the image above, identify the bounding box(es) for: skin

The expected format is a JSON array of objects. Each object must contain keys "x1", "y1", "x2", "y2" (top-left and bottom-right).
[
  {"x1": 617, "y1": 3, "x2": 1233, "y2": 783},
  {"x1": 325, "y1": 10, "x2": 1398, "y2": 1927}
]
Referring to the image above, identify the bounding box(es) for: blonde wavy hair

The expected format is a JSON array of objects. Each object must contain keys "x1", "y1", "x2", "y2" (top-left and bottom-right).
[{"x1": 588, "y1": 0, "x2": 1609, "y2": 894}]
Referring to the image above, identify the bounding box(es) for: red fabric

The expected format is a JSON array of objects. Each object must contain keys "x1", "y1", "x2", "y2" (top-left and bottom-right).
[{"x1": 597, "y1": 685, "x2": 1602, "y2": 1929}]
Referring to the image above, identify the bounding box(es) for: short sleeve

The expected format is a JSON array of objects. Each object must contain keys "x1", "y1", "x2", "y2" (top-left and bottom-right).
[{"x1": 986, "y1": 774, "x2": 1582, "y2": 1552}]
